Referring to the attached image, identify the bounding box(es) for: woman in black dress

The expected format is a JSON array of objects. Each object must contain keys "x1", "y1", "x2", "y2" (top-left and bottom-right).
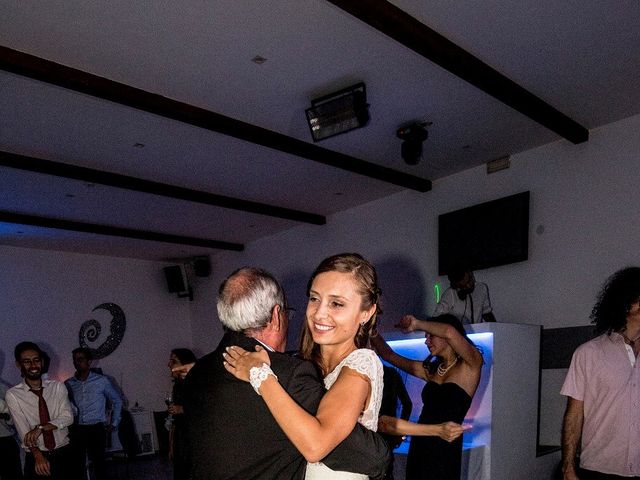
[
  {"x1": 371, "y1": 314, "x2": 483, "y2": 480},
  {"x1": 167, "y1": 348, "x2": 197, "y2": 480}
]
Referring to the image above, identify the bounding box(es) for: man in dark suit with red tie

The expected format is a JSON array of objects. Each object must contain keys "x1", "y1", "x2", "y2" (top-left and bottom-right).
[
  {"x1": 6, "y1": 342, "x2": 77, "y2": 480},
  {"x1": 183, "y1": 267, "x2": 390, "y2": 480}
]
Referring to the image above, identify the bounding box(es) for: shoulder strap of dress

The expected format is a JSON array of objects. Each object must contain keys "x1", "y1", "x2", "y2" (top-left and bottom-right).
[{"x1": 342, "y1": 349, "x2": 377, "y2": 380}]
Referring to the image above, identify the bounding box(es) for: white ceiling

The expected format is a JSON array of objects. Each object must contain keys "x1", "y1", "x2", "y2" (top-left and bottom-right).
[{"x1": 1, "y1": 1, "x2": 639, "y2": 261}]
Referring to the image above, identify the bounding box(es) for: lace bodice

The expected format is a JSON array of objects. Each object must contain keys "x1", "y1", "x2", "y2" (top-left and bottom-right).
[
  {"x1": 323, "y1": 348, "x2": 383, "y2": 431},
  {"x1": 305, "y1": 349, "x2": 384, "y2": 479}
]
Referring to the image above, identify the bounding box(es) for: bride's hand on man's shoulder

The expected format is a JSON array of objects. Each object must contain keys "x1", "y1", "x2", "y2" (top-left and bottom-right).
[{"x1": 223, "y1": 345, "x2": 270, "y2": 382}]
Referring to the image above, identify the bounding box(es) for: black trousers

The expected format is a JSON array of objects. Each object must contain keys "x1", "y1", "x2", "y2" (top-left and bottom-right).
[
  {"x1": 580, "y1": 468, "x2": 640, "y2": 480},
  {"x1": 24, "y1": 444, "x2": 76, "y2": 480},
  {"x1": 0, "y1": 435, "x2": 23, "y2": 480},
  {"x1": 69, "y1": 423, "x2": 107, "y2": 480}
]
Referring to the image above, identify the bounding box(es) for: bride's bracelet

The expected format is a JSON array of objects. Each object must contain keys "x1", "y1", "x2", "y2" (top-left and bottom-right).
[{"x1": 249, "y1": 363, "x2": 277, "y2": 395}]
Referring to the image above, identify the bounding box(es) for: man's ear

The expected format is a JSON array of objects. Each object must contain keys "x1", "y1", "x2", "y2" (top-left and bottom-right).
[{"x1": 270, "y1": 304, "x2": 283, "y2": 332}]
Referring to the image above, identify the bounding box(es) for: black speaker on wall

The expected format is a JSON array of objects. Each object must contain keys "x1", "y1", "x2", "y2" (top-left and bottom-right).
[{"x1": 163, "y1": 265, "x2": 188, "y2": 294}]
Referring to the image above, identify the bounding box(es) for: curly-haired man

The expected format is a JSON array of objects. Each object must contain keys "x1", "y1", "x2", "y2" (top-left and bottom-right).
[{"x1": 561, "y1": 267, "x2": 640, "y2": 479}]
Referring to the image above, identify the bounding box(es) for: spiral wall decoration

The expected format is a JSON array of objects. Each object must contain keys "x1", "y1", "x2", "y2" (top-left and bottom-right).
[{"x1": 79, "y1": 302, "x2": 126, "y2": 359}]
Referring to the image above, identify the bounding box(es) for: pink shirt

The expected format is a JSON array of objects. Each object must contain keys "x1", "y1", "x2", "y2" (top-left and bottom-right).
[{"x1": 561, "y1": 332, "x2": 640, "y2": 476}]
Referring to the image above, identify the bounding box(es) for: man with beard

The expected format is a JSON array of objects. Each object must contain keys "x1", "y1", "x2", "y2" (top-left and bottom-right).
[
  {"x1": 433, "y1": 267, "x2": 496, "y2": 324},
  {"x1": 5, "y1": 342, "x2": 76, "y2": 480},
  {"x1": 561, "y1": 267, "x2": 640, "y2": 479}
]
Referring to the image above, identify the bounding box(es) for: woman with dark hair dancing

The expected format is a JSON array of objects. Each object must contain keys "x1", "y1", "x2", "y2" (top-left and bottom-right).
[
  {"x1": 371, "y1": 314, "x2": 483, "y2": 480},
  {"x1": 224, "y1": 253, "x2": 384, "y2": 479}
]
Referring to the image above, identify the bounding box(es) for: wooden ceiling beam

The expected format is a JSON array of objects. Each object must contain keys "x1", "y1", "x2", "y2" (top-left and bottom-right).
[
  {"x1": 327, "y1": 0, "x2": 589, "y2": 144},
  {"x1": 0, "y1": 45, "x2": 432, "y2": 192},
  {"x1": 0, "y1": 151, "x2": 326, "y2": 225},
  {"x1": 0, "y1": 211, "x2": 244, "y2": 251}
]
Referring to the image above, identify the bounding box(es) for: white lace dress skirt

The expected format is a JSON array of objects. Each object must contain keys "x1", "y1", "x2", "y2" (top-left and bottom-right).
[
  {"x1": 304, "y1": 349, "x2": 383, "y2": 480},
  {"x1": 305, "y1": 462, "x2": 369, "y2": 479}
]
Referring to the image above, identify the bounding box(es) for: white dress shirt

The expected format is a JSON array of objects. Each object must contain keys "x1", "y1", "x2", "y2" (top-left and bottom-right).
[
  {"x1": 5, "y1": 379, "x2": 74, "y2": 451},
  {"x1": 432, "y1": 282, "x2": 492, "y2": 324}
]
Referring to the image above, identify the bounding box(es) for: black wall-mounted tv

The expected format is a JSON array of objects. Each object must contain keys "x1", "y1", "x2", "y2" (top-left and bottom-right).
[{"x1": 438, "y1": 191, "x2": 530, "y2": 275}]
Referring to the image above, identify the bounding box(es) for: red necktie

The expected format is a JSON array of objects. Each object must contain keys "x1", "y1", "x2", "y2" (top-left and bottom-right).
[{"x1": 30, "y1": 388, "x2": 56, "y2": 451}]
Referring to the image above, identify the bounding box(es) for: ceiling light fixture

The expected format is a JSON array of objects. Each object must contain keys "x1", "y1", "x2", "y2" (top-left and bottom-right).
[
  {"x1": 305, "y1": 82, "x2": 369, "y2": 142},
  {"x1": 251, "y1": 55, "x2": 267, "y2": 65}
]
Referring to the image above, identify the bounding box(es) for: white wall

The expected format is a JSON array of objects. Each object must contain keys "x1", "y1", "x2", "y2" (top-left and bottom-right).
[
  {"x1": 0, "y1": 245, "x2": 194, "y2": 413},
  {"x1": 190, "y1": 113, "x2": 640, "y2": 457},
  {"x1": 194, "y1": 113, "x2": 640, "y2": 345}
]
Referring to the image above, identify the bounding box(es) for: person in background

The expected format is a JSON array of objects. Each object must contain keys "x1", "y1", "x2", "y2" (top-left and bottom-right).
[
  {"x1": 379, "y1": 365, "x2": 412, "y2": 480},
  {"x1": 371, "y1": 314, "x2": 482, "y2": 480},
  {"x1": 65, "y1": 347, "x2": 123, "y2": 480},
  {"x1": 433, "y1": 267, "x2": 496, "y2": 324},
  {"x1": 6, "y1": 342, "x2": 76, "y2": 480},
  {"x1": 167, "y1": 348, "x2": 197, "y2": 480},
  {"x1": 40, "y1": 351, "x2": 51, "y2": 379},
  {"x1": 1, "y1": 381, "x2": 23, "y2": 480},
  {"x1": 561, "y1": 267, "x2": 640, "y2": 480}
]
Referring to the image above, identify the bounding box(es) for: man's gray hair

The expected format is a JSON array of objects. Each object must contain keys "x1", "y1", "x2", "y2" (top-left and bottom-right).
[{"x1": 216, "y1": 267, "x2": 285, "y2": 332}]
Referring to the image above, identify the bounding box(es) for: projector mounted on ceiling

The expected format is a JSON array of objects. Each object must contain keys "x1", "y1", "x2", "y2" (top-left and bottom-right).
[
  {"x1": 305, "y1": 82, "x2": 370, "y2": 142},
  {"x1": 397, "y1": 121, "x2": 431, "y2": 165}
]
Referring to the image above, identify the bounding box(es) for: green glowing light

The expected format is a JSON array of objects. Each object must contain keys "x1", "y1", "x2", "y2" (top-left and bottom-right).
[{"x1": 434, "y1": 283, "x2": 441, "y2": 303}]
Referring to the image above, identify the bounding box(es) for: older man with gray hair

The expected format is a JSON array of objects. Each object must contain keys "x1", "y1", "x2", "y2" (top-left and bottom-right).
[{"x1": 183, "y1": 267, "x2": 390, "y2": 480}]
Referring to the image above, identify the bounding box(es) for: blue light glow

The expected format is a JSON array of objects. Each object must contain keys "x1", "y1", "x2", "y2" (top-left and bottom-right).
[
  {"x1": 0, "y1": 223, "x2": 18, "y2": 234},
  {"x1": 388, "y1": 332, "x2": 493, "y2": 359}
]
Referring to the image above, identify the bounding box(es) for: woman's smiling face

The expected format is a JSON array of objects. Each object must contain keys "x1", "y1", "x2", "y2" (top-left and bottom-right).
[{"x1": 306, "y1": 270, "x2": 374, "y2": 349}]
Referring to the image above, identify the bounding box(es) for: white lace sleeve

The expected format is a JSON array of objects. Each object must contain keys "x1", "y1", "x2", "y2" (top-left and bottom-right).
[
  {"x1": 341, "y1": 349, "x2": 379, "y2": 382},
  {"x1": 323, "y1": 348, "x2": 384, "y2": 431}
]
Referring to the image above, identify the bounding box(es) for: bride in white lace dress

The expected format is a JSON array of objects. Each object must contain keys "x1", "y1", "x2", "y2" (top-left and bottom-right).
[{"x1": 224, "y1": 253, "x2": 384, "y2": 479}]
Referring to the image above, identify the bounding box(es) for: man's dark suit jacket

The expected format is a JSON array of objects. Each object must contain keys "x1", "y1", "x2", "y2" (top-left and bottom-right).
[{"x1": 183, "y1": 330, "x2": 390, "y2": 480}]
